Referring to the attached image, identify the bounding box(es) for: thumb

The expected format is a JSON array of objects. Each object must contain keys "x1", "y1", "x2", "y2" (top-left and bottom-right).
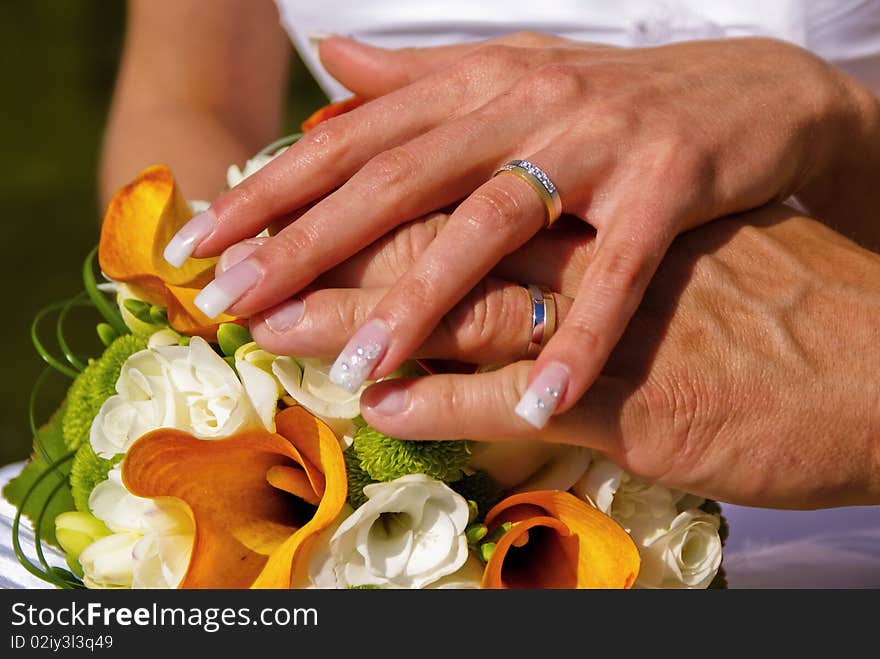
[
  {"x1": 359, "y1": 361, "x2": 642, "y2": 453},
  {"x1": 318, "y1": 36, "x2": 478, "y2": 97}
]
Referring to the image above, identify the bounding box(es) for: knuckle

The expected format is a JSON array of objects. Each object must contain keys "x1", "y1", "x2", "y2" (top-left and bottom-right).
[
  {"x1": 359, "y1": 146, "x2": 421, "y2": 191},
  {"x1": 508, "y1": 30, "x2": 549, "y2": 46},
  {"x1": 463, "y1": 185, "x2": 525, "y2": 233},
  {"x1": 444, "y1": 280, "x2": 507, "y2": 355},
  {"x1": 264, "y1": 223, "x2": 320, "y2": 270},
  {"x1": 300, "y1": 116, "x2": 346, "y2": 153},
  {"x1": 559, "y1": 321, "x2": 603, "y2": 356},
  {"x1": 595, "y1": 247, "x2": 653, "y2": 299},
  {"x1": 385, "y1": 220, "x2": 432, "y2": 275},
  {"x1": 520, "y1": 63, "x2": 584, "y2": 105}
]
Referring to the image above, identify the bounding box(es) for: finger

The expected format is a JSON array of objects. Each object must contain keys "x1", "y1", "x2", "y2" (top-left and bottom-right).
[
  {"x1": 163, "y1": 52, "x2": 524, "y2": 267},
  {"x1": 358, "y1": 361, "x2": 641, "y2": 454},
  {"x1": 192, "y1": 89, "x2": 550, "y2": 319},
  {"x1": 317, "y1": 213, "x2": 595, "y2": 295},
  {"x1": 515, "y1": 214, "x2": 674, "y2": 429},
  {"x1": 322, "y1": 165, "x2": 553, "y2": 394},
  {"x1": 319, "y1": 32, "x2": 574, "y2": 97},
  {"x1": 318, "y1": 36, "x2": 483, "y2": 97},
  {"x1": 250, "y1": 280, "x2": 573, "y2": 364}
]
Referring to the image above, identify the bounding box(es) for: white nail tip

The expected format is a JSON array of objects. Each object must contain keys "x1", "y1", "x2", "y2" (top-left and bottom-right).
[
  {"x1": 515, "y1": 389, "x2": 557, "y2": 429},
  {"x1": 193, "y1": 282, "x2": 237, "y2": 319},
  {"x1": 163, "y1": 210, "x2": 216, "y2": 268}
]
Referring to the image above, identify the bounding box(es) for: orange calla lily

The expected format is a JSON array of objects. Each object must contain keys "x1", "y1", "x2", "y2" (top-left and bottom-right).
[
  {"x1": 481, "y1": 490, "x2": 640, "y2": 589},
  {"x1": 98, "y1": 164, "x2": 236, "y2": 338},
  {"x1": 301, "y1": 96, "x2": 365, "y2": 132},
  {"x1": 122, "y1": 406, "x2": 346, "y2": 589}
]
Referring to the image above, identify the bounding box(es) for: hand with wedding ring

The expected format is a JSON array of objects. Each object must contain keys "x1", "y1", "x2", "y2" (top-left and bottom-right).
[
  {"x1": 162, "y1": 31, "x2": 880, "y2": 427},
  {"x1": 237, "y1": 205, "x2": 880, "y2": 509}
]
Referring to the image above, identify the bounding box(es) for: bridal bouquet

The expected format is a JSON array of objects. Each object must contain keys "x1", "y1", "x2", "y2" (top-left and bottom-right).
[{"x1": 5, "y1": 101, "x2": 727, "y2": 590}]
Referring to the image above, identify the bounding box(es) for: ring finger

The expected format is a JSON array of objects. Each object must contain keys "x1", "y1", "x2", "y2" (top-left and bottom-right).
[
  {"x1": 251, "y1": 280, "x2": 572, "y2": 365},
  {"x1": 322, "y1": 152, "x2": 575, "y2": 392}
]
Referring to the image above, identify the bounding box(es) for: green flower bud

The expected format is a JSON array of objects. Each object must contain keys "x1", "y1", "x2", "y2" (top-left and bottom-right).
[
  {"x1": 148, "y1": 305, "x2": 168, "y2": 325},
  {"x1": 55, "y1": 511, "x2": 111, "y2": 561},
  {"x1": 480, "y1": 542, "x2": 497, "y2": 563},
  {"x1": 123, "y1": 298, "x2": 153, "y2": 324},
  {"x1": 484, "y1": 521, "x2": 513, "y2": 545},
  {"x1": 466, "y1": 523, "x2": 488, "y2": 545},
  {"x1": 467, "y1": 499, "x2": 479, "y2": 524},
  {"x1": 96, "y1": 323, "x2": 119, "y2": 347},
  {"x1": 217, "y1": 323, "x2": 252, "y2": 357}
]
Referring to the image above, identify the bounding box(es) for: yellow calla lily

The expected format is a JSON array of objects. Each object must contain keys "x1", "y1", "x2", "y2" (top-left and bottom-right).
[
  {"x1": 481, "y1": 490, "x2": 640, "y2": 589},
  {"x1": 98, "y1": 164, "x2": 236, "y2": 338},
  {"x1": 122, "y1": 406, "x2": 346, "y2": 589}
]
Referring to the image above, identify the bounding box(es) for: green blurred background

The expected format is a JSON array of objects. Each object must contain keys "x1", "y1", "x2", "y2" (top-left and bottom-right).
[{"x1": 0, "y1": 2, "x2": 326, "y2": 466}]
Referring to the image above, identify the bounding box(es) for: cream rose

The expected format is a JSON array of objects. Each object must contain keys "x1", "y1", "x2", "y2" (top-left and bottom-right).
[
  {"x1": 273, "y1": 357, "x2": 364, "y2": 445},
  {"x1": 635, "y1": 509, "x2": 723, "y2": 589},
  {"x1": 572, "y1": 456, "x2": 681, "y2": 542},
  {"x1": 311, "y1": 474, "x2": 470, "y2": 589},
  {"x1": 80, "y1": 466, "x2": 194, "y2": 589}
]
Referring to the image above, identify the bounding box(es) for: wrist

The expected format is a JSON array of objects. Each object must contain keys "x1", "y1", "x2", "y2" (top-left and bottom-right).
[{"x1": 796, "y1": 67, "x2": 880, "y2": 243}]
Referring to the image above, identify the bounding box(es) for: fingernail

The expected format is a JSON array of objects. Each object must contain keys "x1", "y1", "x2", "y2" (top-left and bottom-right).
[
  {"x1": 364, "y1": 384, "x2": 409, "y2": 416},
  {"x1": 193, "y1": 258, "x2": 261, "y2": 319},
  {"x1": 163, "y1": 209, "x2": 216, "y2": 267},
  {"x1": 264, "y1": 299, "x2": 304, "y2": 333},
  {"x1": 328, "y1": 319, "x2": 389, "y2": 393},
  {"x1": 514, "y1": 362, "x2": 569, "y2": 429},
  {"x1": 218, "y1": 237, "x2": 267, "y2": 273}
]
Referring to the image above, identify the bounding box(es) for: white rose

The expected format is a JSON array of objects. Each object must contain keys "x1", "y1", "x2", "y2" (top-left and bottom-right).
[
  {"x1": 635, "y1": 509, "x2": 723, "y2": 589},
  {"x1": 572, "y1": 456, "x2": 680, "y2": 542},
  {"x1": 90, "y1": 348, "x2": 179, "y2": 459},
  {"x1": 233, "y1": 342, "x2": 282, "y2": 432},
  {"x1": 81, "y1": 466, "x2": 194, "y2": 589},
  {"x1": 273, "y1": 357, "x2": 363, "y2": 445},
  {"x1": 152, "y1": 336, "x2": 264, "y2": 438},
  {"x1": 313, "y1": 474, "x2": 470, "y2": 589},
  {"x1": 90, "y1": 336, "x2": 269, "y2": 458}
]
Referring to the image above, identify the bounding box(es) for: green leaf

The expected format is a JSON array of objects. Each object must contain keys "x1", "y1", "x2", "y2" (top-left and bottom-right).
[
  {"x1": 123, "y1": 298, "x2": 153, "y2": 324},
  {"x1": 217, "y1": 323, "x2": 252, "y2": 357},
  {"x1": 3, "y1": 409, "x2": 75, "y2": 547},
  {"x1": 96, "y1": 322, "x2": 119, "y2": 347}
]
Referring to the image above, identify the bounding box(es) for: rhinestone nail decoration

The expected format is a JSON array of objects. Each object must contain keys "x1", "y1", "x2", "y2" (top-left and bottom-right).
[{"x1": 329, "y1": 341, "x2": 383, "y2": 393}]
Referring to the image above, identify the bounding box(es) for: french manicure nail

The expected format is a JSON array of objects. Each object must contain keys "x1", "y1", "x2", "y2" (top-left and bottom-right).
[
  {"x1": 514, "y1": 362, "x2": 569, "y2": 429},
  {"x1": 163, "y1": 209, "x2": 216, "y2": 268},
  {"x1": 193, "y1": 258, "x2": 261, "y2": 319},
  {"x1": 264, "y1": 299, "x2": 304, "y2": 333},
  {"x1": 218, "y1": 237, "x2": 267, "y2": 273},
  {"x1": 366, "y1": 385, "x2": 409, "y2": 416},
  {"x1": 328, "y1": 319, "x2": 390, "y2": 393}
]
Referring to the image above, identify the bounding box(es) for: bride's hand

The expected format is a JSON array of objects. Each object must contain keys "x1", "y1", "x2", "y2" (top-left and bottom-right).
[
  {"x1": 165, "y1": 32, "x2": 879, "y2": 428},
  {"x1": 259, "y1": 205, "x2": 878, "y2": 510}
]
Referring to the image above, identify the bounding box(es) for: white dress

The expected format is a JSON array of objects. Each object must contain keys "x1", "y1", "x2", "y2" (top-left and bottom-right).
[{"x1": 3, "y1": 0, "x2": 879, "y2": 589}]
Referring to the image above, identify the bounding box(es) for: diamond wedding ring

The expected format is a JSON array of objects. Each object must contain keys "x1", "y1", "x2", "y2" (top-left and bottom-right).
[{"x1": 494, "y1": 159, "x2": 562, "y2": 227}]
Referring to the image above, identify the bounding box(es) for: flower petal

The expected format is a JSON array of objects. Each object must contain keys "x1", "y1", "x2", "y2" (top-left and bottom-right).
[
  {"x1": 121, "y1": 406, "x2": 345, "y2": 589},
  {"x1": 99, "y1": 165, "x2": 236, "y2": 338},
  {"x1": 482, "y1": 490, "x2": 640, "y2": 589}
]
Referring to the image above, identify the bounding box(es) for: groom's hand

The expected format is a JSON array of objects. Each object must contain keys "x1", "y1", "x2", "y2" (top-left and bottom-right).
[{"x1": 348, "y1": 205, "x2": 879, "y2": 510}]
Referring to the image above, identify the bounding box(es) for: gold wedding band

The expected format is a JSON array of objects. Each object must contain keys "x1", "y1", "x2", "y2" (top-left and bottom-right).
[
  {"x1": 494, "y1": 159, "x2": 562, "y2": 227},
  {"x1": 524, "y1": 284, "x2": 557, "y2": 358}
]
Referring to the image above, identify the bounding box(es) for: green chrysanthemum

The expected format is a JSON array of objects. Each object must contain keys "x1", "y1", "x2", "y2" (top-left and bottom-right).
[
  {"x1": 61, "y1": 334, "x2": 147, "y2": 451},
  {"x1": 69, "y1": 441, "x2": 120, "y2": 512},
  {"x1": 344, "y1": 448, "x2": 376, "y2": 509},
  {"x1": 352, "y1": 425, "x2": 470, "y2": 484},
  {"x1": 450, "y1": 471, "x2": 502, "y2": 521}
]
